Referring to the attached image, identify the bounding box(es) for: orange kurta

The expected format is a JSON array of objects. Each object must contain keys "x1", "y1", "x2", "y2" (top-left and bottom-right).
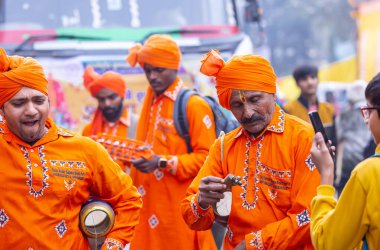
[
  {"x1": 130, "y1": 78, "x2": 217, "y2": 250},
  {"x1": 83, "y1": 107, "x2": 136, "y2": 172},
  {"x1": 0, "y1": 118, "x2": 142, "y2": 250},
  {"x1": 182, "y1": 105, "x2": 320, "y2": 250}
]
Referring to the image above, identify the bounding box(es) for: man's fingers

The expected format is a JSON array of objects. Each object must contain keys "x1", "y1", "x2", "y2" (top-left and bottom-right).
[
  {"x1": 199, "y1": 183, "x2": 227, "y2": 192},
  {"x1": 131, "y1": 158, "x2": 145, "y2": 166},
  {"x1": 201, "y1": 176, "x2": 225, "y2": 184},
  {"x1": 314, "y1": 133, "x2": 329, "y2": 151},
  {"x1": 200, "y1": 191, "x2": 225, "y2": 200}
]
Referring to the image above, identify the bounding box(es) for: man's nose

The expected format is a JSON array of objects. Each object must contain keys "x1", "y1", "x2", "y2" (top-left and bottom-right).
[
  {"x1": 24, "y1": 103, "x2": 38, "y2": 116},
  {"x1": 242, "y1": 104, "x2": 254, "y2": 119},
  {"x1": 148, "y1": 71, "x2": 159, "y2": 81},
  {"x1": 103, "y1": 98, "x2": 112, "y2": 107}
]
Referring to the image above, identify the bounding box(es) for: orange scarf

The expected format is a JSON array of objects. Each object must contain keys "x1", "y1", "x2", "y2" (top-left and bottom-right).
[
  {"x1": 200, "y1": 50, "x2": 277, "y2": 110},
  {"x1": 135, "y1": 85, "x2": 155, "y2": 142},
  {"x1": 0, "y1": 48, "x2": 48, "y2": 106}
]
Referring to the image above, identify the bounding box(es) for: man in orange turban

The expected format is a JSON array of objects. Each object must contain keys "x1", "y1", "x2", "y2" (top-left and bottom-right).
[
  {"x1": 181, "y1": 50, "x2": 320, "y2": 250},
  {"x1": 126, "y1": 34, "x2": 217, "y2": 250},
  {"x1": 82, "y1": 66, "x2": 138, "y2": 172},
  {"x1": 0, "y1": 48, "x2": 142, "y2": 249}
]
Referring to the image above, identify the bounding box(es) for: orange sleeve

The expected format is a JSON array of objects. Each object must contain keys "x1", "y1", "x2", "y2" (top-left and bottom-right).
[
  {"x1": 90, "y1": 142, "x2": 142, "y2": 248},
  {"x1": 181, "y1": 138, "x2": 224, "y2": 230},
  {"x1": 82, "y1": 123, "x2": 92, "y2": 137},
  {"x1": 245, "y1": 129, "x2": 319, "y2": 249},
  {"x1": 169, "y1": 95, "x2": 216, "y2": 181}
]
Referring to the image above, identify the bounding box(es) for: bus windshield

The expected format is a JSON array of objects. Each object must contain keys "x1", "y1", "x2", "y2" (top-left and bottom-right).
[{"x1": 2, "y1": 0, "x2": 236, "y2": 29}]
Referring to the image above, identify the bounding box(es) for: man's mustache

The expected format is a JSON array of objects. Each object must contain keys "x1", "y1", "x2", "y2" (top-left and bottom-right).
[
  {"x1": 103, "y1": 107, "x2": 117, "y2": 113},
  {"x1": 241, "y1": 114, "x2": 264, "y2": 124}
]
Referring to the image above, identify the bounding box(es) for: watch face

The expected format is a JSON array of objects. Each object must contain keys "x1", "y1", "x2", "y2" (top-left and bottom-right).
[
  {"x1": 214, "y1": 191, "x2": 232, "y2": 217},
  {"x1": 159, "y1": 158, "x2": 167, "y2": 168}
]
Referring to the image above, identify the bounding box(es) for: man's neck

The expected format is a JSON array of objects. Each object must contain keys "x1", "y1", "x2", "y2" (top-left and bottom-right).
[{"x1": 304, "y1": 94, "x2": 317, "y2": 104}]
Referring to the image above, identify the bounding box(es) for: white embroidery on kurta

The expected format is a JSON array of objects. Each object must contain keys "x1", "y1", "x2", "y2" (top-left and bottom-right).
[
  {"x1": 190, "y1": 194, "x2": 206, "y2": 220},
  {"x1": 268, "y1": 188, "x2": 278, "y2": 200},
  {"x1": 267, "y1": 109, "x2": 285, "y2": 133},
  {"x1": 226, "y1": 224, "x2": 233, "y2": 242},
  {"x1": 148, "y1": 214, "x2": 159, "y2": 229},
  {"x1": 164, "y1": 80, "x2": 183, "y2": 100},
  {"x1": 240, "y1": 137, "x2": 262, "y2": 211},
  {"x1": 146, "y1": 100, "x2": 163, "y2": 148},
  {"x1": 104, "y1": 238, "x2": 124, "y2": 250},
  {"x1": 305, "y1": 154, "x2": 316, "y2": 171},
  {"x1": 55, "y1": 220, "x2": 67, "y2": 238},
  {"x1": 259, "y1": 163, "x2": 292, "y2": 178},
  {"x1": 138, "y1": 185, "x2": 146, "y2": 196},
  {"x1": 203, "y1": 115, "x2": 212, "y2": 129},
  {"x1": 296, "y1": 209, "x2": 310, "y2": 227},
  {"x1": 249, "y1": 231, "x2": 265, "y2": 250},
  {"x1": 49, "y1": 160, "x2": 86, "y2": 169},
  {"x1": 57, "y1": 127, "x2": 73, "y2": 137},
  {"x1": 0, "y1": 209, "x2": 9, "y2": 228},
  {"x1": 21, "y1": 146, "x2": 50, "y2": 198},
  {"x1": 64, "y1": 180, "x2": 76, "y2": 191},
  {"x1": 153, "y1": 169, "x2": 164, "y2": 181}
]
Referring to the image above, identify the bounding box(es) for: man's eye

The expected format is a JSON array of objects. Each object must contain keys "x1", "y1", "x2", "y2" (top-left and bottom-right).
[
  {"x1": 249, "y1": 98, "x2": 259, "y2": 103},
  {"x1": 231, "y1": 103, "x2": 242, "y2": 108},
  {"x1": 35, "y1": 100, "x2": 45, "y2": 104},
  {"x1": 12, "y1": 103, "x2": 23, "y2": 107}
]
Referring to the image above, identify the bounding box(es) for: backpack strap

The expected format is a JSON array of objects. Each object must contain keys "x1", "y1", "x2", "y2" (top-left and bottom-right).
[{"x1": 173, "y1": 88, "x2": 198, "y2": 153}]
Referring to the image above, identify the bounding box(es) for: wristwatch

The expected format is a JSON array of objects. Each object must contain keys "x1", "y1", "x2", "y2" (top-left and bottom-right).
[{"x1": 158, "y1": 157, "x2": 168, "y2": 169}]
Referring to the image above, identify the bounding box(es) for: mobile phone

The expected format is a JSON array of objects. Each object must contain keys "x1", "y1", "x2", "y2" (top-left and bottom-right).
[
  {"x1": 308, "y1": 111, "x2": 330, "y2": 144},
  {"x1": 309, "y1": 111, "x2": 335, "y2": 160}
]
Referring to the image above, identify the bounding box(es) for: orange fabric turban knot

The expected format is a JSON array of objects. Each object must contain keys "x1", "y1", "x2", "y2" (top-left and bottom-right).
[
  {"x1": 126, "y1": 34, "x2": 181, "y2": 70},
  {"x1": 83, "y1": 66, "x2": 126, "y2": 98},
  {"x1": 200, "y1": 50, "x2": 277, "y2": 110},
  {"x1": 0, "y1": 48, "x2": 48, "y2": 107}
]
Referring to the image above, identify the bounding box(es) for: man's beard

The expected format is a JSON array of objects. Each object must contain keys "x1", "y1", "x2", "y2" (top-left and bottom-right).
[{"x1": 101, "y1": 102, "x2": 123, "y2": 122}]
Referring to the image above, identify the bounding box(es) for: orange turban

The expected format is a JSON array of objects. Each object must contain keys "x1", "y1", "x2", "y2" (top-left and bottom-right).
[
  {"x1": 126, "y1": 34, "x2": 181, "y2": 70},
  {"x1": 83, "y1": 66, "x2": 126, "y2": 98},
  {"x1": 0, "y1": 48, "x2": 48, "y2": 107},
  {"x1": 200, "y1": 50, "x2": 277, "y2": 110}
]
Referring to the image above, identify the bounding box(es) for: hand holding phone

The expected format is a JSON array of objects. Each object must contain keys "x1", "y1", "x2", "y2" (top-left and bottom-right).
[{"x1": 308, "y1": 111, "x2": 335, "y2": 159}]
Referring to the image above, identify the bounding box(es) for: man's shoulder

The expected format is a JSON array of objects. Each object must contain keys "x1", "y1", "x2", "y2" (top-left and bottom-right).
[
  {"x1": 81, "y1": 123, "x2": 93, "y2": 136},
  {"x1": 283, "y1": 113, "x2": 314, "y2": 136},
  {"x1": 283, "y1": 99, "x2": 301, "y2": 111},
  {"x1": 319, "y1": 102, "x2": 335, "y2": 114},
  {"x1": 57, "y1": 126, "x2": 100, "y2": 148}
]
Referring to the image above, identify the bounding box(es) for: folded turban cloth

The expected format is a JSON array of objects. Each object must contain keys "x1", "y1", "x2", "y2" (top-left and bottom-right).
[
  {"x1": 200, "y1": 50, "x2": 277, "y2": 110},
  {"x1": 0, "y1": 48, "x2": 48, "y2": 107},
  {"x1": 126, "y1": 34, "x2": 181, "y2": 70},
  {"x1": 83, "y1": 66, "x2": 126, "y2": 98}
]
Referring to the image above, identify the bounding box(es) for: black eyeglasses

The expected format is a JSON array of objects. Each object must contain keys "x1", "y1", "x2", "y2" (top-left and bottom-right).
[{"x1": 360, "y1": 105, "x2": 380, "y2": 119}]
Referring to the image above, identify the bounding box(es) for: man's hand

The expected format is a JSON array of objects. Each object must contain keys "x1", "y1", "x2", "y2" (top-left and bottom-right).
[
  {"x1": 198, "y1": 176, "x2": 227, "y2": 209},
  {"x1": 131, "y1": 155, "x2": 160, "y2": 173},
  {"x1": 310, "y1": 132, "x2": 336, "y2": 185},
  {"x1": 234, "y1": 240, "x2": 246, "y2": 250}
]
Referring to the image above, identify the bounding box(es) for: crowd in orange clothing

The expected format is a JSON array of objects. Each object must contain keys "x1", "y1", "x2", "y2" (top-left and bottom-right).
[{"x1": 1, "y1": 32, "x2": 380, "y2": 250}]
